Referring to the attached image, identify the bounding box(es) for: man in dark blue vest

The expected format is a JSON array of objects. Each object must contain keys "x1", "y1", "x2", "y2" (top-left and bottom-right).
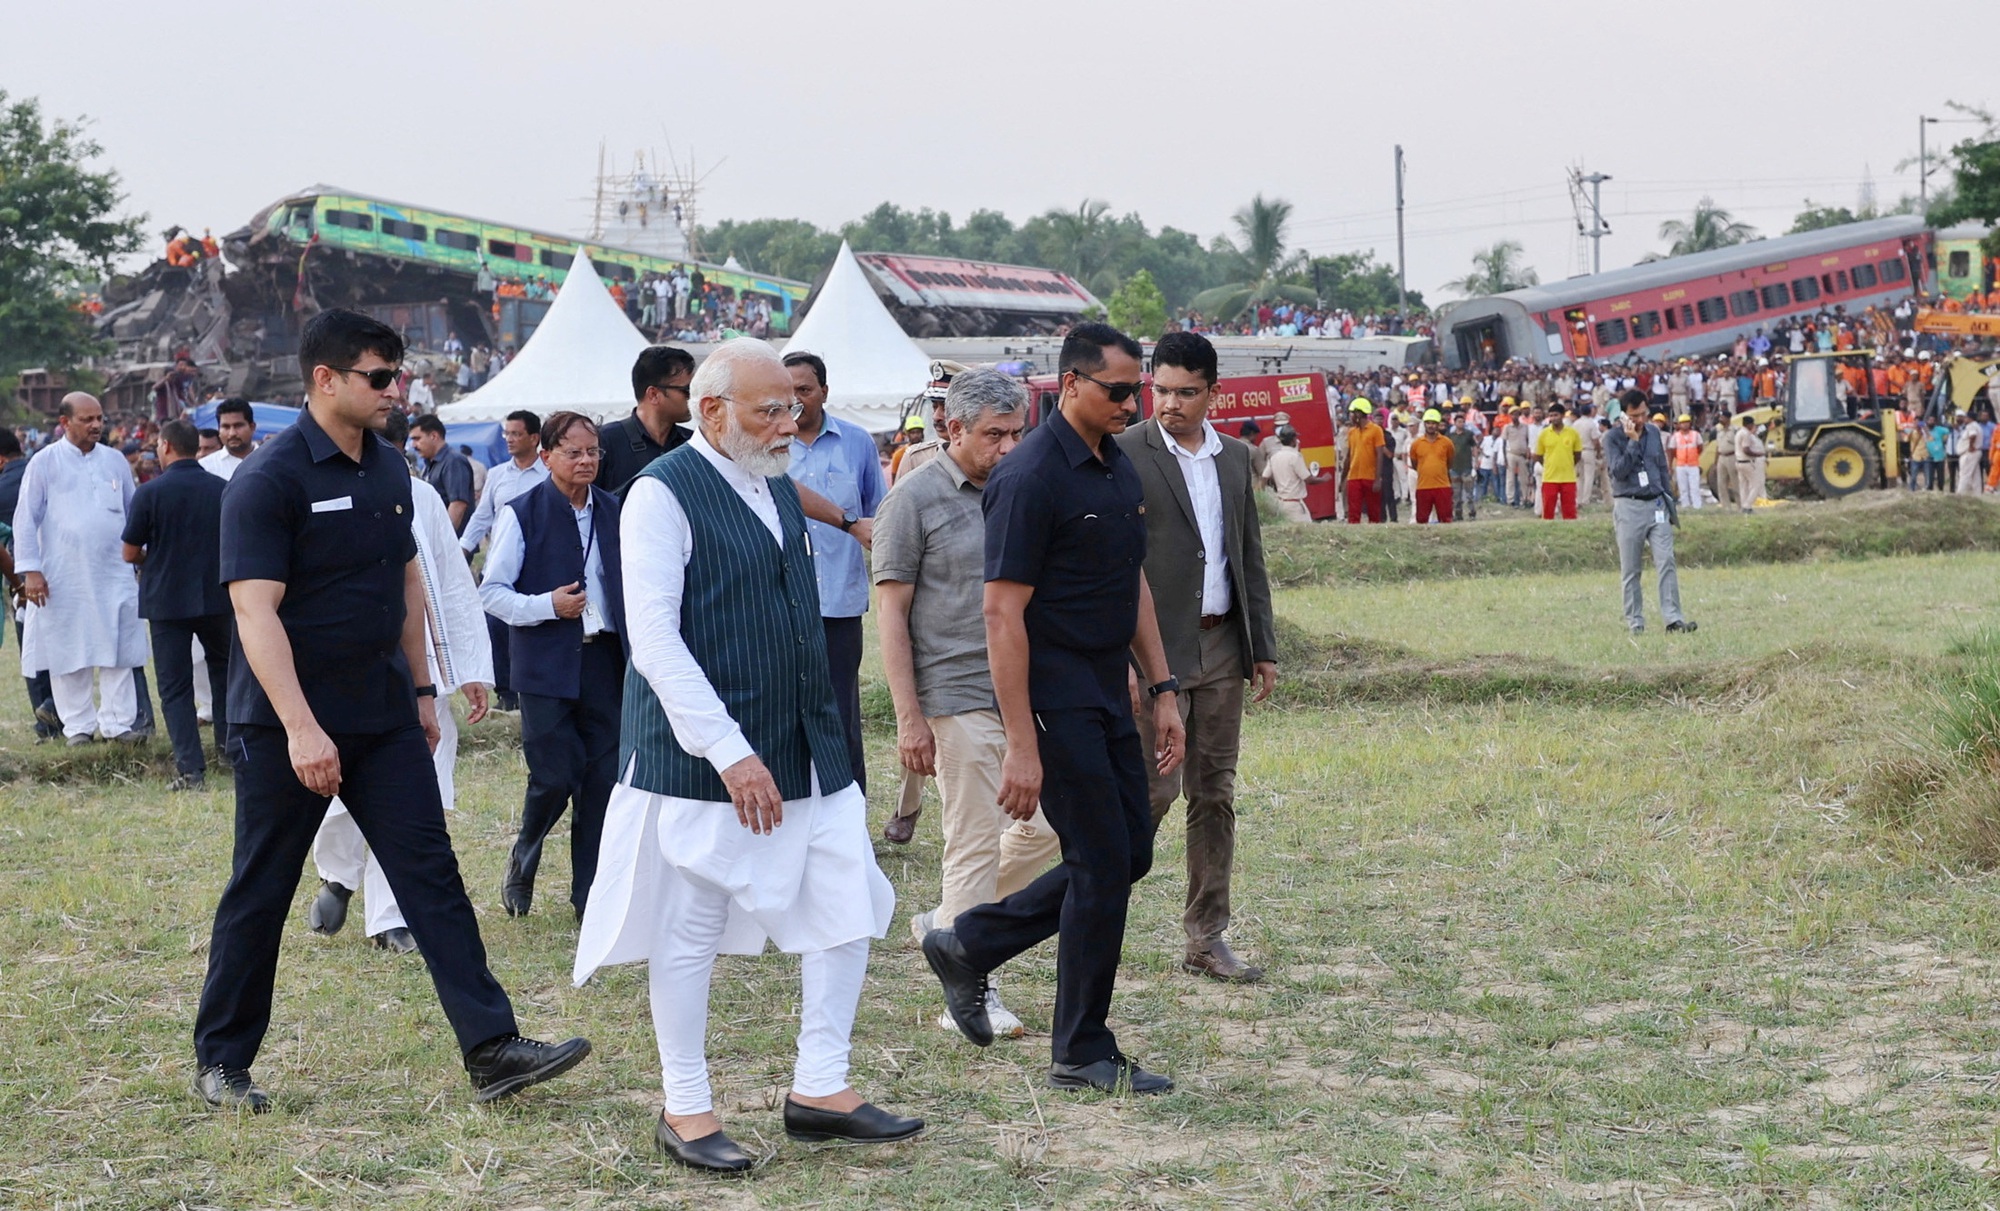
[
  {"x1": 478, "y1": 412, "x2": 625, "y2": 921},
  {"x1": 574, "y1": 339, "x2": 918, "y2": 1171}
]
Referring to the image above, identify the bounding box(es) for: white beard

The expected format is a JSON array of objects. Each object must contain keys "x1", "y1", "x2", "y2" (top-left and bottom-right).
[{"x1": 721, "y1": 410, "x2": 792, "y2": 478}]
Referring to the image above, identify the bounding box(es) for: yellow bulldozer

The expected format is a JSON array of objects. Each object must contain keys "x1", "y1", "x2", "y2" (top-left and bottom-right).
[{"x1": 1718, "y1": 349, "x2": 1998, "y2": 498}]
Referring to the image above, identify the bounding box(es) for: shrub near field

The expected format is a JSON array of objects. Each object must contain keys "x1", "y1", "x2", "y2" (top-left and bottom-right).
[{"x1": 1264, "y1": 492, "x2": 2000, "y2": 587}]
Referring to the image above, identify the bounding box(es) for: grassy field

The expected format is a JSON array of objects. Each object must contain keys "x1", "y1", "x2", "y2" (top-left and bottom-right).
[{"x1": 8, "y1": 508, "x2": 2000, "y2": 1208}]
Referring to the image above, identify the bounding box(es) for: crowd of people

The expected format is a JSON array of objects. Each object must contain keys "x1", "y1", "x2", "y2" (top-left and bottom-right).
[
  {"x1": 0, "y1": 313, "x2": 1306, "y2": 1173},
  {"x1": 1178, "y1": 302, "x2": 1435, "y2": 342}
]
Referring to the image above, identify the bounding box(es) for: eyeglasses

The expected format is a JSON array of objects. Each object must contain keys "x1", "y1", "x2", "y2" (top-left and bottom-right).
[
  {"x1": 1152, "y1": 383, "x2": 1210, "y2": 404},
  {"x1": 721, "y1": 394, "x2": 805, "y2": 423},
  {"x1": 1070, "y1": 369, "x2": 1145, "y2": 404},
  {"x1": 552, "y1": 446, "x2": 603, "y2": 460},
  {"x1": 651, "y1": 383, "x2": 691, "y2": 397},
  {"x1": 330, "y1": 365, "x2": 401, "y2": 392}
]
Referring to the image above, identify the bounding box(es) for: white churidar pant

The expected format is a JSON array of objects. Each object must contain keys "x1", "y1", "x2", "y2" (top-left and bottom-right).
[{"x1": 50, "y1": 666, "x2": 137, "y2": 740}]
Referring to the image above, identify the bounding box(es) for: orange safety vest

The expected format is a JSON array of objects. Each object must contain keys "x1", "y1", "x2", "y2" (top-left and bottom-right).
[{"x1": 1670, "y1": 430, "x2": 1702, "y2": 467}]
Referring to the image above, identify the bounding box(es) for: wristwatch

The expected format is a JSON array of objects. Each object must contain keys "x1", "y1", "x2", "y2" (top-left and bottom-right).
[
  {"x1": 839, "y1": 511, "x2": 860, "y2": 532},
  {"x1": 414, "y1": 684, "x2": 438, "y2": 699},
  {"x1": 1147, "y1": 676, "x2": 1180, "y2": 699}
]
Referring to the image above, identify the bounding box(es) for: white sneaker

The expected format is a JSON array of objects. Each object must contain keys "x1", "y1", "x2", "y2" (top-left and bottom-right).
[
  {"x1": 939, "y1": 983, "x2": 1025, "y2": 1039},
  {"x1": 908, "y1": 909, "x2": 935, "y2": 945}
]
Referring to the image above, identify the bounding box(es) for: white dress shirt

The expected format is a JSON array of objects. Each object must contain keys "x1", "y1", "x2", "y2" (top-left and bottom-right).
[
  {"x1": 198, "y1": 448, "x2": 244, "y2": 481},
  {"x1": 623, "y1": 427, "x2": 783, "y2": 776},
  {"x1": 1165, "y1": 421, "x2": 1232, "y2": 616},
  {"x1": 478, "y1": 489, "x2": 613, "y2": 635},
  {"x1": 460, "y1": 455, "x2": 550, "y2": 551}
]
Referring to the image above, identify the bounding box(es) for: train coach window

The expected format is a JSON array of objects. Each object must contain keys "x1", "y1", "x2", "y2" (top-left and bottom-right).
[
  {"x1": 1822, "y1": 270, "x2": 1848, "y2": 296},
  {"x1": 596, "y1": 261, "x2": 635, "y2": 282},
  {"x1": 1728, "y1": 290, "x2": 1760, "y2": 318},
  {"x1": 435, "y1": 229, "x2": 478, "y2": 251},
  {"x1": 1594, "y1": 317, "x2": 1629, "y2": 348},
  {"x1": 380, "y1": 218, "x2": 426, "y2": 241},
  {"x1": 1791, "y1": 277, "x2": 1820, "y2": 303},
  {"x1": 1630, "y1": 311, "x2": 1662, "y2": 339},
  {"x1": 1851, "y1": 263, "x2": 1878, "y2": 289},
  {"x1": 1759, "y1": 282, "x2": 1791, "y2": 310},
  {"x1": 487, "y1": 239, "x2": 531, "y2": 261},
  {"x1": 1697, "y1": 296, "x2": 1730, "y2": 324},
  {"x1": 540, "y1": 249, "x2": 573, "y2": 270},
  {"x1": 1881, "y1": 259, "x2": 1906, "y2": 283},
  {"x1": 1950, "y1": 250, "x2": 1972, "y2": 278},
  {"x1": 324, "y1": 209, "x2": 373, "y2": 232}
]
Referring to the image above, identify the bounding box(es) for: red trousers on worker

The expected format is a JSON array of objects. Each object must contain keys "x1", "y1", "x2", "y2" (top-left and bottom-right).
[
  {"x1": 1540, "y1": 481, "x2": 1577, "y2": 520},
  {"x1": 1345, "y1": 477, "x2": 1384, "y2": 524},
  {"x1": 1414, "y1": 486, "x2": 1453, "y2": 524}
]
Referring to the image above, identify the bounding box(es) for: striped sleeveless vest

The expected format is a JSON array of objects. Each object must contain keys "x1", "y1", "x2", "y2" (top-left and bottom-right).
[{"x1": 618, "y1": 444, "x2": 853, "y2": 801}]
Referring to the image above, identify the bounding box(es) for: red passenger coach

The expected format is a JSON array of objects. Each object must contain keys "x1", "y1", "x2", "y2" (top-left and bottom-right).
[{"x1": 1441, "y1": 215, "x2": 1930, "y2": 368}]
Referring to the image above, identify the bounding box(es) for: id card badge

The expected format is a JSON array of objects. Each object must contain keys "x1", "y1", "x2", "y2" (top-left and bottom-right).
[
  {"x1": 1637, "y1": 470, "x2": 1650, "y2": 489},
  {"x1": 581, "y1": 599, "x2": 606, "y2": 637},
  {"x1": 1654, "y1": 508, "x2": 1667, "y2": 526}
]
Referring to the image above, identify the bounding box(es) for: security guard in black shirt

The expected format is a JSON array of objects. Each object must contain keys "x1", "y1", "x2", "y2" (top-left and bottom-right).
[
  {"x1": 597, "y1": 345, "x2": 695, "y2": 495},
  {"x1": 191, "y1": 309, "x2": 590, "y2": 1112},
  {"x1": 921, "y1": 323, "x2": 1187, "y2": 1096}
]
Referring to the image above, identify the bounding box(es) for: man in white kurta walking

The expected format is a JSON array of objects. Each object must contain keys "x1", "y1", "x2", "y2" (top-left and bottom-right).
[
  {"x1": 574, "y1": 339, "x2": 920, "y2": 1172},
  {"x1": 307, "y1": 412, "x2": 493, "y2": 954},
  {"x1": 15, "y1": 394, "x2": 150, "y2": 744}
]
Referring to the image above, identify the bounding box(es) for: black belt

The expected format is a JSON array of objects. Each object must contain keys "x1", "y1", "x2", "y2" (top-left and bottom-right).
[{"x1": 1199, "y1": 614, "x2": 1230, "y2": 631}]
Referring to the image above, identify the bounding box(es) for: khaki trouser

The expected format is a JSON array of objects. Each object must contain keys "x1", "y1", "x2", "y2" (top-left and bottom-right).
[
  {"x1": 930, "y1": 709, "x2": 1060, "y2": 927},
  {"x1": 1135, "y1": 615, "x2": 1248, "y2": 951},
  {"x1": 1277, "y1": 497, "x2": 1312, "y2": 523},
  {"x1": 1505, "y1": 452, "x2": 1531, "y2": 505},
  {"x1": 1577, "y1": 455, "x2": 1599, "y2": 505},
  {"x1": 1736, "y1": 459, "x2": 1765, "y2": 510},
  {"x1": 1713, "y1": 455, "x2": 1737, "y2": 509}
]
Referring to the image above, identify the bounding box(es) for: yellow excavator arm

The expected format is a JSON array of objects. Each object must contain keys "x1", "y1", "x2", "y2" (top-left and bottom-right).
[{"x1": 1912, "y1": 309, "x2": 2000, "y2": 338}]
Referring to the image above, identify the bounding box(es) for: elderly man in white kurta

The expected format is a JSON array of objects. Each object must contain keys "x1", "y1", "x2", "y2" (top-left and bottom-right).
[
  {"x1": 574, "y1": 339, "x2": 919, "y2": 1173},
  {"x1": 307, "y1": 440, "x2": 492, "y2": 953},
  {"x1": 15, "y1": 394, "x2": 149, "y2": 744}
]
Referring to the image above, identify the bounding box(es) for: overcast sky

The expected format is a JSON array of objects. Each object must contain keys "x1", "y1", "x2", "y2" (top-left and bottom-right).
[{"x1": 6, "y1": 0, "x2": 1992, "y2": 299}]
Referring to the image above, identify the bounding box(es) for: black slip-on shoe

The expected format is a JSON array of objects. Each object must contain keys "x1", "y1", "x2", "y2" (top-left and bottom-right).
[
  {"x1": 783, "y1": 1097, "x2": 925, "y2": 1144},
  {"x1": 1666, "y1": 619, "x2": 1699, "y2": 633},
  {"x1": 920, "y1": 928, "x2": 992, "y2": 1047},
  {"x1": 194, "y1": 1064, "x2": 271, "y2": 1113},
  {"x1": 370, "y1": 926, "x2": 418, "y2": 955},
  {"x1": 307, "y1": 881, "x2": 352, "y2": 936},
  {"x1": 655, "y1": 1115, "x2": 753, "y2": 1172},
  {"x1": 1048, "y1": 1055, "x2": 1173, "y2": 1095},
  {"x1": 464, "y1": 1034, "x2": 591, "y2": 1102}
]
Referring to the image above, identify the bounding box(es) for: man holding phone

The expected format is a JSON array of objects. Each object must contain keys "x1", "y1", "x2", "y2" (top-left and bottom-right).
[{"x1": 1604, "y1": 390, "x2": 1697, "y2": 636}]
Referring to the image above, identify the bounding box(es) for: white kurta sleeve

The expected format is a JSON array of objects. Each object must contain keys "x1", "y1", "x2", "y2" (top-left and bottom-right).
[
  {"x1": 413, "y1": 482, "x2": 492, "y2": 690},
  {"x1": 475, "y1": 507, "x2": 558, "y2": 626},
  {"x1": 622, "y1": 475, "x2": 754, "y2": 774},
  {"x1": 12, "y1": 452, "x2": 48, "y2": 574}
]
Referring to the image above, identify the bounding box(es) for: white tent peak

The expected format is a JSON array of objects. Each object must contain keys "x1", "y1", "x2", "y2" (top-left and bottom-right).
[
  {"x1": 434, "y1": 246, "x2": 650, "y2": 423},
  {"x1": 784, "y1": 241, "x2": 930, "y2": 433}
]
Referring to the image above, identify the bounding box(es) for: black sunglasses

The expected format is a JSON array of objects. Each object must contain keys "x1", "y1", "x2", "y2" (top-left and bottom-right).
[
  {"x1": 331, "y1": 365, "x2": 401, "y2": 392},
  {"x1": 1070, "y1": 369, "x2": 1145, "y2": 404}
]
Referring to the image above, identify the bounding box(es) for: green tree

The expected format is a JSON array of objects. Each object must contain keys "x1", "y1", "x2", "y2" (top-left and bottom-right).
[
  {"x1": 1929, "y1": 137, "x2": 2000, "y2": 256},
  {"x1": 697, "y1": 217, "x2": 839, "y2": 282},
  {"x1": 1787, "y1": 200, "x2": 1862, "y2": 233},
  {"x1": 1308, "y1": 250, "x2": 1421, "y2": 314},
  {"x1": 1032, "y1": 199, "x2": 1134, "y2": 297},
  {"x1": 0, "y1": 92, "x2": 144, "y2": 374},
  {"x1": 1185, "y1": 194, "x2": 1315, "y2": 322},
  {"x1": 1442, "y1": 239, "x2": 1538, "y2": 297},
  {"x1": 1657, "y1": 197, "x2": 1756, "y2": 257},
  {"x1": 1105, "y1": 268, "x2": 1167, "y2": 339}
]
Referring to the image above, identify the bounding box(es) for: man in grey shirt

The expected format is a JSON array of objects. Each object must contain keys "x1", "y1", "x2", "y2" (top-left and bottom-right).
[
  {"x1": 873, "y1": 369, "x2": 1058, "y2": 1041},
  {"x1": 1604, "y1": 389, "x2": 1697, "y2": 636}
]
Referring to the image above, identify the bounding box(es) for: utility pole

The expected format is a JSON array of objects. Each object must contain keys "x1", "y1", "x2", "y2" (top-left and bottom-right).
[
  {"x1": 1394, "y1": 144, "x2": 1407, "y2": 328},
  {"x1": 1582, "y1": 171, "x2": 1611, "y2": 275},
  {"x1": 1919, "y1": 114, "x2": 1938, "y2": 212}
]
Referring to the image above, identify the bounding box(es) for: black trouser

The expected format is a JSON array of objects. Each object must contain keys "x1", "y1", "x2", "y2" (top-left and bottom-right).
[
  {"x1": 513, "y1": 635, "x2": 624, "y2": 911},
  {"x1": 193, "y1": 722, "x2": 516, "y2": 1069},
  {"x1": 953, "y1": 706, "x2": 1152, "y2": 1066},
  {"x1": 823, "y1": 614, "x2": 866, "y2": 794},
  {"x1": 130, "y1": 665, "x2": 157, "y2": 736},
  {"x1": 486, "y1": 614, "x2": 515, "y2": 707},
  {"x1": 16, "y1": 616, "x2": 55, "y2": 738},
  {"x1": 150, "y1": 614, "x2": 232, "y2": 776}
]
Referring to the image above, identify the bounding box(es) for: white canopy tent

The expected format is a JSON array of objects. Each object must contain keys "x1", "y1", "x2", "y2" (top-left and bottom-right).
[
  {"x1": 785, "y1": 241, "x2": 931, "y2": 433},
  {"x1": 434, "y1": 247, "x2": 649, "y2": 423}
]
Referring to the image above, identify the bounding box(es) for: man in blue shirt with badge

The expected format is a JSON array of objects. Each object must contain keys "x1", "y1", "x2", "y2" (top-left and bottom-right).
[
  {"x1": 920, "y1": 323, "x2": 1187, "y2": 1095},
  {"x1": 190, "y1": 309, "x2": 589, "y2": 1113},
  {"x1": 782, "y1": 351, "x2": 885, "y2": 793}
]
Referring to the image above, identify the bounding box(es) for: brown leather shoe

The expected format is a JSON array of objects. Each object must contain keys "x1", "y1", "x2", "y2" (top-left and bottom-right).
[
  {"x1": 883, "y1": 812, "x2": 917, "y2": 844},
  {"x1": 1184, "y1": 940, "x2": 1265, "y2": 983}
]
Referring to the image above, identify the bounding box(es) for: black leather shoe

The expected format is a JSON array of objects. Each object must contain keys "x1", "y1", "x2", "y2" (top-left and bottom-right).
[
  {"x1": 1048, "y1": 1055, "x2": 1174, "y2": 1095},
  {"x1": 371, "y1": 926, "x2": 418, "y2": 955},
  {"x1": 1666, "y1": 619, "x2": 1699, "y2": 634},
  {"x1": 920, "y1": 928, "x2": 992, "y2": 1047},
  {"x1": 501, "y1": 843, "x2": 537, "y2": 917},
  {"x1": 654, "y1": 1115, "x2": 753, "y2": 1173},
  {"x1": 464, "y1": 1034, "x2": 591, "y2": 1102},
  {"x1": 307, "y1": 881, "x2": 352, "y2": 936},
  {"x1": 783, "y1": 1097, "x2": 925, "y2": 1144},
  {"x1": 194, "y1": 1064, "x2": 271, "y2": 1112}
]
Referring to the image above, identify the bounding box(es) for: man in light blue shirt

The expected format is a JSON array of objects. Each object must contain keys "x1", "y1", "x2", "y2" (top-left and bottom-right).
[{"x1": 783, "y1": 351, "x2": 886, "y2": 793}]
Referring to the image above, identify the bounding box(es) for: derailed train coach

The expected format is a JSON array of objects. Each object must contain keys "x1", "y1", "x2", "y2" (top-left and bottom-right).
[{"x1": 1440, "y1": 215, "x2": 1931, "y2": 369}]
